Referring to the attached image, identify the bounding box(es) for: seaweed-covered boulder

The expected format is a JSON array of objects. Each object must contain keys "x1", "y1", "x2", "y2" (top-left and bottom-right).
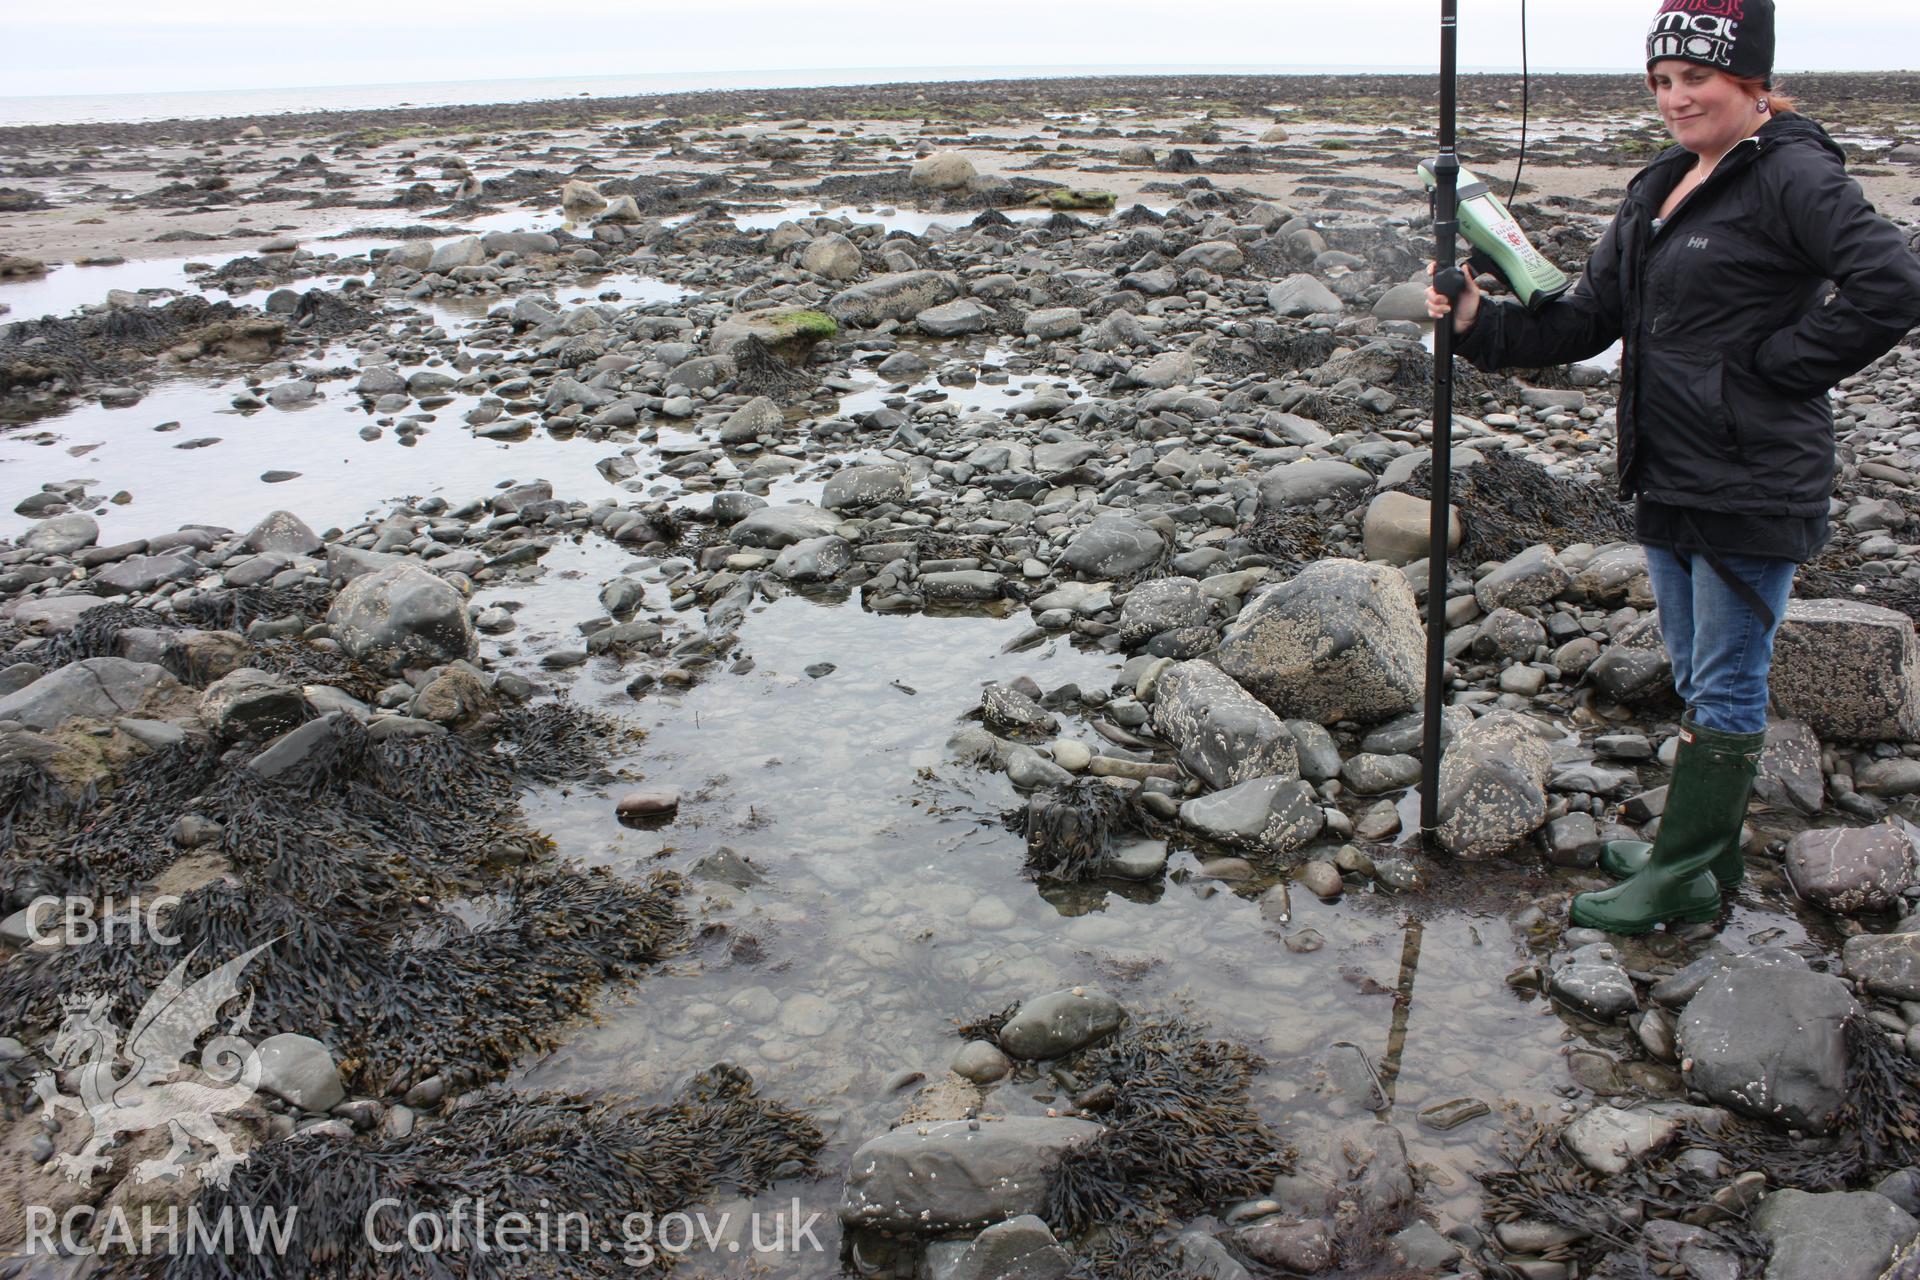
[
  {"x1": 1785, "y1": 822, "x2": 1917, "y2": 915},
  {"x1": 1753, "y1": 1189, "x2": 1919, "y2": 1280},
  {"x1": 825, "y1": 271, "x2": 959, "y2": 327},
  {"x1": 840, "y1": 1116, "x2": 1104, "y2": 1232},
  {"x1": 1772, "y1": 599, "x2": 1920, "y2": 741},
  {"x1": 1151, "y1": 660, "x2": 1299, "y2": 789},
  {"x1": 1434, "y1": 710, "x2": 1556, "y2": 858},
  {"x1": 1677, "y1": 957, "x2": 1857, "y2": 1133},
  {"x1": 327, "y1": 563, "x2": 476, "y2": 674},
  {"x1": 1215, "y1": 559, "x2": 1424, "y2": 725},
  {"x1": 0, "y1": 658, "x2": 184, "y2": 731}
]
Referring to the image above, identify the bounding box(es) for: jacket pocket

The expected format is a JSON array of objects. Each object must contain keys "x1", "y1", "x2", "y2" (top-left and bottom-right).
[
  {"x1": 1722, "y1": 356, "x2": 1838, "y2": 504},
  {"x1": 1638, "y1": 347, "x2": 1741, "y2": 484}
]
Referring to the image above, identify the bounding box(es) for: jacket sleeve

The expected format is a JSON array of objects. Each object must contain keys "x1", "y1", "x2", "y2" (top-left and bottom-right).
[
  {"x1": 1754, "y1": 145, "x2": 1920, "y2": 398},
  {"x1": 1455, "y1": 211, "x2": 1626, "y2": 372}
]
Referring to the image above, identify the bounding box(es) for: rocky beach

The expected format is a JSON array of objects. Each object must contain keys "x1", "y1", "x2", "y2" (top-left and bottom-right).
[{"x1": 1, "y1": 70, "x2": 1920, "y2": 1279}]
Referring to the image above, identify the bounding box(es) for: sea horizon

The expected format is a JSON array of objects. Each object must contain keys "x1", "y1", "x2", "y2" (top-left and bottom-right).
[{"x1": 0, "y1": 61, "x2": 1667, "y2": 129}]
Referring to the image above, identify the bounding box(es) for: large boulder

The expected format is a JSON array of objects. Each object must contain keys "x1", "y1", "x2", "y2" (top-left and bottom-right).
[
  {"x1": 1178, "y1": 776, "x2": 1325, "y2": 854},
  {"x1": 1151, "y1": 660, "x2": 1299, "y2": 789},
  {"x1": 840, "y1": 1117, "x2": 1104, "y2": 1233},
  {"x1": 1677, "y1": 956, "x2": 1857, "y2": 1134},
  {"x1": 1475, "y1": 544, "x2": 1573, "y2": 612},
  {"x1": 1117, "y1": 577, "x2": 1209, "y2": 646},
  {"x1": 822, "y1": 465, "x2": 909, "y2": 512},
  {"x1": 426, "y1": 237, "x2": 484, "y2": 274},
  {"x1": 1772, "y1": 599, "x2": 1920, "y2": 740},
  {"x1": 241, "y1": 510, "x2": 322, "y2": 557},
  {"x1": 1059, "y1": 515, "x2": 1164, "y2": 579},
  {"x1": 326, "y1": 564, "x2": 476, "y2": 674},
  {"x1": 198, "y1": 669, "x2": 308, "y2": 742},
  {"x1": 0, "y1": 658, "x2": 183, "y2": 730},
  {"x1": 916, "y1": 298, "x2": 997, "y2": 337},
  {"x1": 998, "y1": 988, "x2": 1124, "y2": 1060},
  {"x1": 1267, "y1": 275, "x2": 1343, "y2": 317},
  {"x1": 909, "y1": 154, "x2": 977, "y2": 191},
  {"x1": 800, "y1": 232, "x2": 863, "y2": 281},
  {"x1": 1435, "y1": 710, "x2": 1556, "y2": 858},
  {"x1": 732, "y1": 503, "x2": 842, "y2": 549},
  {"x1": 1753, "y1": 1189, "x2": 1919, "y2": 1280},
  {"x1": 24, "y1": 513, "x2": 98, "y2": 556},
  {"x1": 718, "y1": 396, "x2": 785, "y2": 444},
  {"x1": 1363, "y1": 492, "x2": 1458, "y2": 566},
  {"x1": 90, "y1": 550, "x2": 200, "y2": 596},
  {"x1": 708, "y1": 309, "x2": 837, "y2": 365},
  {"x1": 1784, "y1": 822, "x2": 1917, "y2": 915},
  {"x1": 771, "y1": 536, "x2": 852, "y2": 583},
  {"x1": 1215, "y1": 559, "x2": 1425, "y2": 725},
  {"x1": 946, "y1": 1216, "x2": 1071, "y2": 1280},
  {"x1": 1587, "y1": 612, "x2": 1673, "y2": 704},
  {"x1": 1254, "y1": 460, "x2": 1372, "y2": 516},
  {"x1": 825, "y1": 271, "x2": 960, "y2": 327},
  {"x1": 1844, "y1": 930, "x2": 1920, "y2": 1000}
]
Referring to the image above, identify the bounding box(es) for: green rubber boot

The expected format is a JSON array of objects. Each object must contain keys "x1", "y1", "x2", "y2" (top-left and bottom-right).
[
  {"x1": 1598, "y1": 727, "x2": 1759, "y2": 886},
  {"x1": 1571, "y1": 718, "x2": 1765, "y2": 935}
]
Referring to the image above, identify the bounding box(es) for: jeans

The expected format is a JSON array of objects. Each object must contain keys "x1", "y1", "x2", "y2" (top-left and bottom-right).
[{"x1": 1641, "y1": 543, "x2": 1798, "y2": 735}]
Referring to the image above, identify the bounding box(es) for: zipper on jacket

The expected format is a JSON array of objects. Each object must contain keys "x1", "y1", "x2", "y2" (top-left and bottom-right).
[{"x1": 1648, "y1": 136, "x2": 1761, "y2": 241}]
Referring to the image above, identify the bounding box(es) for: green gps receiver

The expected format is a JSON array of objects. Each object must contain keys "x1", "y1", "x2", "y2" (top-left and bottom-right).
[{"x1": 1418, "y1": 160, "x2": 1571, "y2": 310}]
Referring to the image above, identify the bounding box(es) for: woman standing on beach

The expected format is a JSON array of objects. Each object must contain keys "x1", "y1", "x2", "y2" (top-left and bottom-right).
[{"x1": 1427, "y1": 0, "x2": 1920, "y2": 934}]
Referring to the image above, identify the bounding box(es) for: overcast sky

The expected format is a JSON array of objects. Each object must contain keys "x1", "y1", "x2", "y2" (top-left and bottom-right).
[{"x1": 5, "y1": 0, "x2": 1917, "y2": 99}]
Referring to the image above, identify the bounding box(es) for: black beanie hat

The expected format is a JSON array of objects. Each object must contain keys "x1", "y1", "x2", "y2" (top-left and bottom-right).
[{"x1": 1646, "y1": 0, "x2": 1776, "y2": 86}]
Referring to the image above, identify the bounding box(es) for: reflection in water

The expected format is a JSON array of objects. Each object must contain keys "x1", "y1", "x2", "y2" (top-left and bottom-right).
[{"x1": 497, "y1": 589, "x2": 1617, "y2": 1266}]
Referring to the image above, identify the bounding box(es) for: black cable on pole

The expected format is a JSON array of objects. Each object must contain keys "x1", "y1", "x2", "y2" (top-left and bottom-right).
[
  {"x1": 1420, "y1": 0, "x2": 1464, "y2": 846},
  {"x1": 1511, "y1": 0, "x2": 1529, "y2": 203}
]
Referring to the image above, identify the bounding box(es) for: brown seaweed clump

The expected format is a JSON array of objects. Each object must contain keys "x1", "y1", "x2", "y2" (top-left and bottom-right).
[
  {"x1": 1019, "y1": 779, "x2": 1148, "y2": 882},
  {"x1": 0, "y1": 699, "x2": 680, "y2": 1099},
  {"x1": 1043, "y1": 1018, "x2": 1292, "y2": 1280},
  {"x1": 0, "y1": 295, "x2": 277, "y2": 395},
  {"x1": 108, "y1": 1065, "x2": 824, "y2": 1279},
  {"x1": 1473, "y1": 1016, "x2": 1920, "y2": 1280},
  {"x1": 1400, "y1": 448, "x2": 1635, "y2": 566}
]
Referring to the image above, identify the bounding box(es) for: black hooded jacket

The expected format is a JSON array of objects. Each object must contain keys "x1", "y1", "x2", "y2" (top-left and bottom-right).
[{"x1": 1456, "y1": 113, "x2": 1920, "y2": 520}]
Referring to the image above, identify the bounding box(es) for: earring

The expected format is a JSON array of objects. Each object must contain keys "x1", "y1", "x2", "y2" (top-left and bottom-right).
[{"x1": 1756, "y1": 98, "x2": 1770, "y2": 113}]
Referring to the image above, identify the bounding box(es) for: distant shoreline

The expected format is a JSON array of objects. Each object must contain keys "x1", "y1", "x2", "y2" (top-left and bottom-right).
[{"x1": 5, "y1": 70, "x2": 1914, "y2": 148}]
